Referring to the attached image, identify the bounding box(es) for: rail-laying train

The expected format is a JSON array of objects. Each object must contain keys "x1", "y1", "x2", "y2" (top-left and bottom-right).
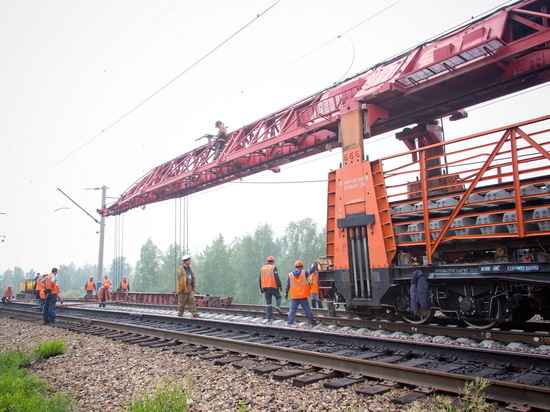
[{"x1": 100, "y1": 0, "x2": 550, "y2": 329}]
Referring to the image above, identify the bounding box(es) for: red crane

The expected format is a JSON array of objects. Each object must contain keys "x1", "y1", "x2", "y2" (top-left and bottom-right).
[{"x1": 101, "y1": 0, "x2": 550, "y2": 217}]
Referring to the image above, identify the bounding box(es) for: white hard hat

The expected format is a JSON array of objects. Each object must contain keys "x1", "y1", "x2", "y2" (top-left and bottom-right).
[{"x1": 182, "y1": 254, "x2": 191, "y2": 261}]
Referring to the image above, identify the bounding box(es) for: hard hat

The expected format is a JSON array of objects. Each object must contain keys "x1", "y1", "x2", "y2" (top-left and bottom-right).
[
  {"x1": 182, "y1": 254, "x2": 191, "y2": 261},
  {"x1": 7, "y1": 285, "x2": 11, "y2": 288},
  {"x1": 123, "y1": 276, "x2": 127, "y2": 279},
  {"x1": 294, "y1": 260, "x2": 304, "y2": 267},
  {"x1": 90, "y1": 276, "x2": 93, "y2": 279},
  {"x1": 215, "y1": 120, "x2": 222, "y2": 126},
  {"x1": 267, "y1": 256, "x2": 275, "y2": 262},
  {"x1": 104, "y1": 274, "x2": 109, "y2": 278}
]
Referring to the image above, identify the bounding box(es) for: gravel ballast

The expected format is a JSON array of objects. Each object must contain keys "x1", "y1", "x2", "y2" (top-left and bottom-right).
[{"x1": 1, "y1": 317, "x2": 465, "y2": 411}]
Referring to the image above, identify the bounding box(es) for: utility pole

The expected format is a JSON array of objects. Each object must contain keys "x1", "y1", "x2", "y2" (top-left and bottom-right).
[{"x1": 96, "y1": 186, "x2": 107, "y2": 279}]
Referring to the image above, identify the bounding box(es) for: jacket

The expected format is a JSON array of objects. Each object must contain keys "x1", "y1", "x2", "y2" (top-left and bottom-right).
[
  {"x1": 410, "y1": 269, "x2": 430, "y2": 315},
  {"x1": 176, "y1": 264, "x2": 196, "y2": 292}
]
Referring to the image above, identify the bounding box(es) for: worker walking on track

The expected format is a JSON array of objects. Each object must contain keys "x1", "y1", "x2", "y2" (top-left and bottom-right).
[
  {"x1": 85, "y1": 276, "x2": 96, "y2": 296},
  {"x1": 176, "y1": 254, "x2": 200, "y2": 318},
  {"x1": 259, "y1": 256, "x2": 284, "y2": 321},
  {"x1": 42, "y1": 268, "x2": 58, "y2": 324},
  {"x1": 285, "y1": 261, "x2": 318, "y2": 326}
]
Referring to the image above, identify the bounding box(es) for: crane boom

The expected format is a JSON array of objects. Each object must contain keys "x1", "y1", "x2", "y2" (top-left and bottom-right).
[{"x1": 101, "y1": 0, "x2": 550, "y2": 216}]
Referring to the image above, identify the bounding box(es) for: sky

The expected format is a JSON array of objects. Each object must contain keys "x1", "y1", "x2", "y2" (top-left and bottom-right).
[{"x1": 0, "y1": 0, "x2": 548, "y2": 276}]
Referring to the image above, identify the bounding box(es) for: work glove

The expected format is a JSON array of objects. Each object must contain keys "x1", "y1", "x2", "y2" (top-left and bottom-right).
[{"x1": 260, "y1": 289, "x2": 264, "y2": 294}]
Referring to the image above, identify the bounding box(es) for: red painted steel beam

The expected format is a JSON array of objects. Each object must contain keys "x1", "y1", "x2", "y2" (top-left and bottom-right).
[{"x1": 101, "y1": 0, "x2": 550, "y2": 216}]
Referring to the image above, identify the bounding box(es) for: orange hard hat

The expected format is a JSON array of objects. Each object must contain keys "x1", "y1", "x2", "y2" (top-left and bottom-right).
[
  {"x1": 267, "y1": 256, "x2": 275, "y2": 262},
  {"x1": 7, "y1": 285, "x2": 12, "y2": 288},
  {"x1": 294, "y1": 260, "x2": 303, "y2": 267},
  {"x1": 123, "y1": 276, "x2": 127, "y2": 279}
]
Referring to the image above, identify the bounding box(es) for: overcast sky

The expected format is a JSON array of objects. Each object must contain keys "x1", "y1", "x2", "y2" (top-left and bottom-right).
[{"x1": 1, "y1": 0, "x2": 547, "y2": 276}]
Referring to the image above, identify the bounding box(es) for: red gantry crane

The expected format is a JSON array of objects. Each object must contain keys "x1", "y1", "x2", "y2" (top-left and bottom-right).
[{"x1": 101, "y1": 0, "x2": 550, "y2": 217}]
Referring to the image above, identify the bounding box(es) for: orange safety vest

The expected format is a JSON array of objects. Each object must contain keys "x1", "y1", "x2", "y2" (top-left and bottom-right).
[
  {"x1": 39, "y1": 289, "x2": 46, "y2": 299},
  {"x1": 309, "y1": 273, "x2": 319, "y2": 294},
  {"x1": 52, "y1": 284, "x2": 60, "y2": 294},
  {"x1": 260, "y1": 264, "x2": 278, "y2": 289},
  {"x1": 3, "y1": 289, "x2": 13, "y2": 298},
  {"x1": 103, "y1": 279, "x2": 112, "y2": 289},
  {"x1": 43, "y1": 274, "x2": 55, "y2": 291},
  {"x1": 288, "y1": 270, "x2": 311, "y2": 300},
  {"x1": 120, "y1": 280, "x2": 129, "y2": 291},
  {"x1": 35, "y1": 277, "x2": 44, "y2": 291},
  {"x1": 85, "y1": 280, "x2": 95, "y2": 291}
]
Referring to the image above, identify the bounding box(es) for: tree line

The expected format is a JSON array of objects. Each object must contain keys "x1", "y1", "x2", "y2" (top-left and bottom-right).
[{"x1": 0, "y1": 218, "x2": 326, "y2": 304}]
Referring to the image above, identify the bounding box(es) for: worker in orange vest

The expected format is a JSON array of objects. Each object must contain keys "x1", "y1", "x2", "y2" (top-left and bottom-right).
[
  {"x1": 34, "y1": 273, "x2": 45, "y2": 305},
  {"x1": 259, "y1": 256, "x2": 284, "y2": 321},
  {"x1": 2, "y1": 285, "x2": 14, "y2": 303},
  {"x1": 119, "y1": 276, "x2": 130, "y2": 292},
  {"x1": 308, "y1": 268, "x2": 323, "y2": 309},
  {"x1": 85, "y1": 276, "x2": 96, "y2": 296},
  {"x1": 285, "y1": 261, "x2": 318, "y2": 326},
  {"x1": 97, "y1": 275, "x2": 111, "y2": 308},
  {"x1": 42, "y1": 268, "x2": 58, "y2": 324}
]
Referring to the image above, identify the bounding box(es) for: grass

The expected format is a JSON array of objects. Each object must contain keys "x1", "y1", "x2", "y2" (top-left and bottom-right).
[
  {"x1": 127, "y1": 377, "x2": 192, "y2": 412},
  {"x1": 33, "y1": 339, "x2": 67, "y2": 359},
  {"x1": 409, "y1": 377, "x2": 496, "y2": 412},
  {"x1": 0, "y1": 344, "x2": 73, "y2": 411}
]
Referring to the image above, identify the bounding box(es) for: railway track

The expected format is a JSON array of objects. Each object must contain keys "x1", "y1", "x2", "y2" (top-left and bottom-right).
[
  {"x1": 97, "y1": 300, "x2": 550, "y2": 347},
  {"x1": 2, "y1": 303, "x2": 549, "y2": 410}
]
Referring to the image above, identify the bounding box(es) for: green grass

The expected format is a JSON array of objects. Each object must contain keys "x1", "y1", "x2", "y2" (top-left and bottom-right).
[
  {"x1": 33, "y1": 339, "x2": 67, "y2": 359},
  {"x1": 0, "y1": 347, "x2": 73, "y2": 411},
  {"x1": 128, "y1": 378, "x2": 191, "y2": 412}
]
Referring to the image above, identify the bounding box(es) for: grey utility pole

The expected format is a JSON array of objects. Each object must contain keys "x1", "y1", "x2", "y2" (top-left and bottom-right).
[{"x1": 97, "y1": 186, "x2": 107, "y2": 279}]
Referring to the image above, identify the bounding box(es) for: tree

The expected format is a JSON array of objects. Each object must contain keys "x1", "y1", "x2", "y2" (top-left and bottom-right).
[
  {"x1": 230, "y1": 224, "x2": 279, "y2": 304},
  {"x1": 0, "y1": 267, "x2": 24, "y2": 292},
  {"x1": 108, "y1": 257, "x2": 132, "y2": 291},
  {"x1": 196, "y1": 234, "x2": 234, "y2": 298},
  {"x1": 133, "y1": 238, "x2": 161, "y2": 292},
  {"x1": 157, "y1": 243, "x2": 180, "y2": 293},
  {"x1": 279, "y1": 218, "x2": 325, "y2": 276}
]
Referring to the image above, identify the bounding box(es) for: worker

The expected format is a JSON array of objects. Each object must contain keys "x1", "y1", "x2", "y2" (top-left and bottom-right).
[
  {"x1": 259, "y1": 256, "x2": 284, "y2": 321},
  {"x1": 308, "y1": 266, "x2": 323, "y2": 309},
  {"x1": 212, "y1": 120, "x2": 228, "y2": 160},
  {"x1": 34, "y1": 273, "x2": 45, "y2": 305},
  {"x1": 285, "y1": 261, "x2": 318, "y2": 326},
  {"x1": 97, "y1": 275, "x2": 112, "y2": 307},
  {"x1": 42, "y1": 268, "x2": 58, "y2": 324},
  {"x1": 494, "y1": 245, "x2": 510, "y2": 263},
  {"x1": 97, "y1": 285, "x2": 108, "y2": 308},
  {"x1": 176, "y1": 254, "x2": 200, "y2": 318},
  {"x1": 119, "y1": 276, "x2": 130, "y2": 292},
  {"x1": 2, "y1": 285, "x2": 14, "y2": 303},
  {"x1": 85, "y1": 276, "x2": 96, "y2": 296}
]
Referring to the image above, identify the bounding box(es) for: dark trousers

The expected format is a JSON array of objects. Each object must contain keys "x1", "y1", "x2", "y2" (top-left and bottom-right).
[
  {"x1": 43, "y1": 293, "x2": 57, "y2": 324},
  {"x1": 263, "y1": 288, "x2": 281, "y2": 319}
]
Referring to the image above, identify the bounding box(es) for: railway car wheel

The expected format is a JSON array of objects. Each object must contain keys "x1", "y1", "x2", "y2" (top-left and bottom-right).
[
  {"x1": 401, "y1": 309, "x2": 434, "y2": 325},
  {"x1": 463, "y1": 298, "x2": 502, "y2": 330}
]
